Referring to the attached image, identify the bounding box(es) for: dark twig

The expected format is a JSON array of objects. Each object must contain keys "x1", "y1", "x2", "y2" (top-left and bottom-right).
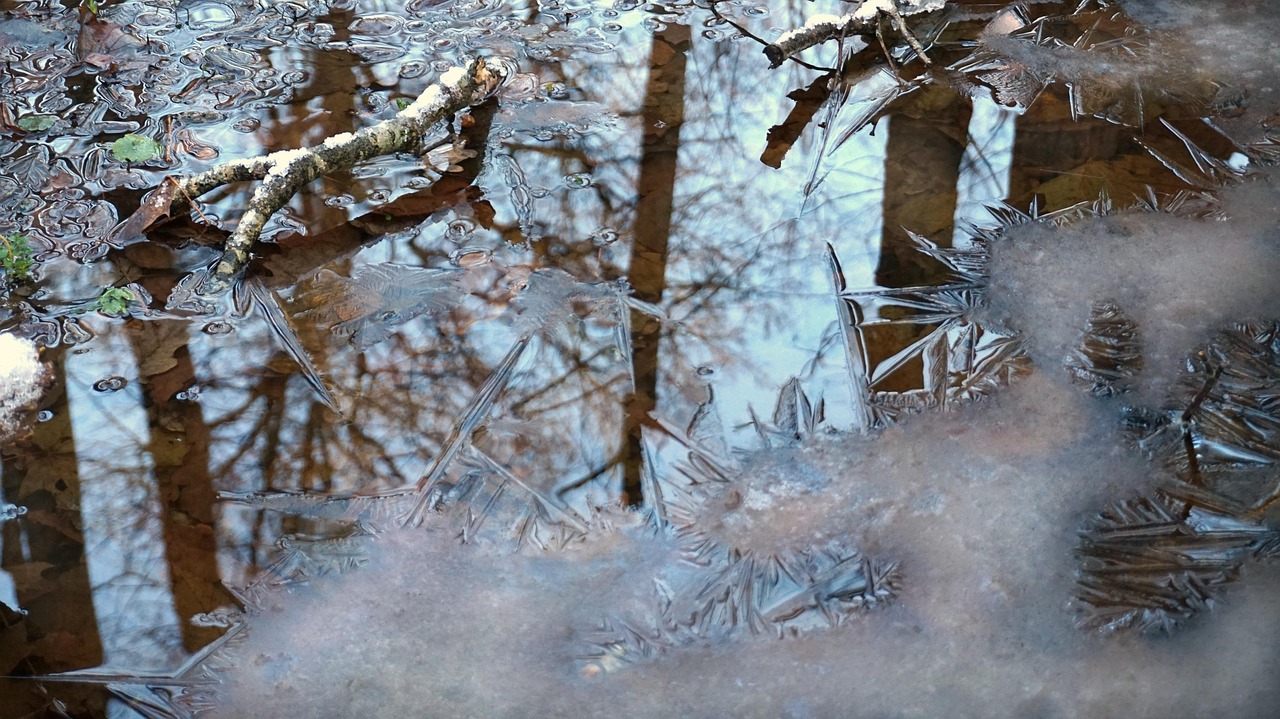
[
  {"x1": 709, "y1": 0, "x2": 832, "y2": 72},
  {"x1": 1179, "y1": 363, "x2": 1223, "y2": 489},
  {"x1": 882, "y1": 1, "x2": 933, "y2": 66}
]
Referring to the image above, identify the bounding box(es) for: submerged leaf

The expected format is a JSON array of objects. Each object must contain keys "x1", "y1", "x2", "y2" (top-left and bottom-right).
[
  {"x1": 111, "y1": 133, "x2": 163, "y2": 162},
  {"x1": 16, "y1": 115, "x2": 55, "y2": 132},
  {"x1": 297, "y1": 263, "x2": 464, "y2": 350},
  {"x1": 109, "y1": 179, "x2": 178, "y2": 246}
]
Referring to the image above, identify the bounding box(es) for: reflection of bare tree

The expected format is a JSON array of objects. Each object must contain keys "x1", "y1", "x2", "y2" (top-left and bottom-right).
[
  {"x1": 147, "y1": 0, "x2": 1263, "y2": 599},
  {"x1": 875, "y1": 83, "x2": 971, "y2": 286},
  {"x1": 1008, "y1": 89, "x2": 1119, "y2": 209},
  {"x1": 126, "y1": 310, "x2": 236, "y2": 652},
  {"x1": 868, "y1": 83, "x2": 972, "y2": 393},
  {"x1": 621, "y1": 23, "x2": 691, "y2": 505},
  {"x1": 0, "y1": 358, "x2": 105, "y2": 681}
]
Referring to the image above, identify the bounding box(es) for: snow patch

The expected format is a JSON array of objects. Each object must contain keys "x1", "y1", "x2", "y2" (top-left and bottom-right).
[
  {"x1": 0, "y1": 333, "x2": 46, "y2": 443},
  {"x1": 263, "y1": 148, "x2": 312, "y2": 179},
  {"x1": 403, "y1": 65, "x2": 471, "y2": 118},
  {"x1": 775, "y1": 0, "x2": 946, "y2": 45},
  {"x1": 981, "y1": 170, "x2": 1280, "y2": 408},
  {"x1": 321, "y1": 132, "x2": 355, "y2": 149}
]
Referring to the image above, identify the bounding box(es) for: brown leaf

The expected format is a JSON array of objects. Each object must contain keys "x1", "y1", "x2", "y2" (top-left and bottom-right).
[
  {"x1": 127, "y1": 319, "x2": 192, "y2": 381},
  {"x1": 761, "y1": 73, "x2": 834, "y2": 169},
  {"x1": 76, "y1": 16, "x2": 131, "y2": 61},
  {"x1": 108, "y1": 179, "x2": 177, "y2": 247},
  {"x1": 82, "y1": 52, "x2": 115, "y2": 69}
]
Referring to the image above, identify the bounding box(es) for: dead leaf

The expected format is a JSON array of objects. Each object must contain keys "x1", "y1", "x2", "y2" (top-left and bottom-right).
[
  {"x1": 75, "y1": 15, "x2": 142, "y2": 64},
  {"x1": 1033, "y1": 153, "x2": 1192, "y2": 210},
  {"x1": 126, "y1": 318, "x2": 191, "y2": 380},
  {"x1": 82, "y1": 52, "x2": 114, "y2": 70},
  {"x1": 761, "y1": 73, "x2": 834, "y2": 169},
  {"x1": 108, "y1": 179, "x2": 177, "y2": 246}
]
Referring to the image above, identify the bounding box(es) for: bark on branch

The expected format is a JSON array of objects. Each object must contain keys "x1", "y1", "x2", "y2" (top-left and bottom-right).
[
  {"x1": 763, "y1": 0, "x2": 944, "y2": 68},
  {"x1": 177, "y1": 57, "x2": 506, "y2": 293}
]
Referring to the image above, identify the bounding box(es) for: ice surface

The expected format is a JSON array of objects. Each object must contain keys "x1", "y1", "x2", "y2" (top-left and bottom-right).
[
  {"x1": 210, "y1": 361, "x2": 1280, "y2": 717},
  {"x1": 1074, "y1": 494, "x2": 1272, "y2": 635},
  {"x1": 208, "y1": 121, "x2": 1280, "y2": 719},
  {"x1": 981, "y1": 170, "x2": 1280, "y2": 409},
  {"x1": 1066, "y1": 300, "x2": 1143, "y2": 396},
  {"x1": 65, "y1": 1, "x2": 1280, "y2": 715},
  {"x1": 506, "y1": 268, "x2": 623, "y2": 338}
]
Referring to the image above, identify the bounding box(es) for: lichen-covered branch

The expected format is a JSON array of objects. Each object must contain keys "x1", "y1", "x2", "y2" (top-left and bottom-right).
[
  {"x1": 185, "y1": 57, "x2": 505, "y2": 293},
  {"x1": 763, "y1": 0, "x2": 945, "y2": 68}
]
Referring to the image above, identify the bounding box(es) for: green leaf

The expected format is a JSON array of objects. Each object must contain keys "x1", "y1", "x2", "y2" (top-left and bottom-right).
[
  {"x1": 0, "y1": 233, "x2": 34, "y2": 281},
  {"x1": 93, "y1": 287, "x2": 135, "y2": 316},
  {"x1": 111, "y1": 134, "x2": 163, "y2": 163},
  {"x1": 16, "y1": 116, "x2": 56, "y2": 132}
]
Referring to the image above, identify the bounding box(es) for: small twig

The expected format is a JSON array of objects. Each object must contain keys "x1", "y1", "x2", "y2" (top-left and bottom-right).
[
  {"x1": 881, "y1": 2, "x2": 933, "y2": 66},
  {"x1": 874, "y1": 13, "x2": 900, "y2": 74},
  {"x1": 761, "y1": 0, "x2": 942, "y2": 69},
  {"x1": 164, "y1": 176, "x2": 216, "y2": 231},
  {"x1": 709, "y1": 0, "x2": 831, "y2": 72},
  {"x1": 170, "y1": 57, "x2": 506, "y2": 295},
  {"x1": 1181, "y1": 364, "x2": 1223, "y2": 424}
]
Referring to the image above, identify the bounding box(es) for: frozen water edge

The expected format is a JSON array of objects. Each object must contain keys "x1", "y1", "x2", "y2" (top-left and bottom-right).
[{"x1": 210, "y1": 367, "x2": 1280, "y2": 718}]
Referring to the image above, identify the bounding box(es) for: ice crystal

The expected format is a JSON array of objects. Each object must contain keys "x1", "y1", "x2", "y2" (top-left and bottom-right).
[
  {"x1": 229, "y1": 530, "x2": 379, "y2": 615},
  {"x1": 1066, "y1": 300, "x2": 1143, "y2": 396},
  {"x1": 1075, "y1": 322, "x2": 1280, "y2": 633},
  {"x1": 826, "y1": 239, "x2": 1029, "y2": 428},
  {"x1": 296, "y1": 263, "x2": 464, "y2": 350},
  {"x1": 582, "y1": 382, "x2": 900, "y2": 673},
  {"x1": 1073, "y1": 495, "x2": 1272, "y2": 634},
  {"x1": 1129, "y1": 321, "x2": 1280, "y2": 479},
  {"x1": 506, "y1": 268, "x2": 623, "y2": 338}
]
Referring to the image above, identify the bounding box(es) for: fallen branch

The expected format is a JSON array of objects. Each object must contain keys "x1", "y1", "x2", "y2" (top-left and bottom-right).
[
  {"x1": 167, "y1": 57, "x2": 506, "y2": 293},
  {"x1": 763, "y1": 0, "x2": 945, "y2": 68}
]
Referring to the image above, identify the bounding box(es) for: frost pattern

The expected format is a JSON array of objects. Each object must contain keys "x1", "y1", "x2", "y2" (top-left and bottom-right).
[
  {"x1": 1066, "y1": 300, "x2": 1142, "y2": 396},
  {"x1": 236, "y1": 532, "x2": 374, "y2": 608},
  {"x1": 1073, "y1": 495, "x2": 1264, "y2": 634},
  {"x1": 827, "y1": 236, "x2": 1029, "y2": 429},
  {"x1": 296, "y1": 263, "x2": 464, "y2": 350},
  {"x1": 1075, "y1": 322, "x2": 1280, "y2": 633},
  {"x1": 581, "y1": 382, "x2": 899, "y2": 674},
  {"x1": 507, "y1": 267, "x2": 624, "y2": 338}
]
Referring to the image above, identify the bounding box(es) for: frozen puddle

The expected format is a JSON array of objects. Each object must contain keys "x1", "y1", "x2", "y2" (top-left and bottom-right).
[
  {"x1": 209, "y1": 3, "x2": 1280, "y2": 713},
  {"x1": 212, "y1": 172, "x2": 1280, "y2": 717},
  {"x1": 2, "y1": 0, "x2": 1278, "y2": 715}
]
